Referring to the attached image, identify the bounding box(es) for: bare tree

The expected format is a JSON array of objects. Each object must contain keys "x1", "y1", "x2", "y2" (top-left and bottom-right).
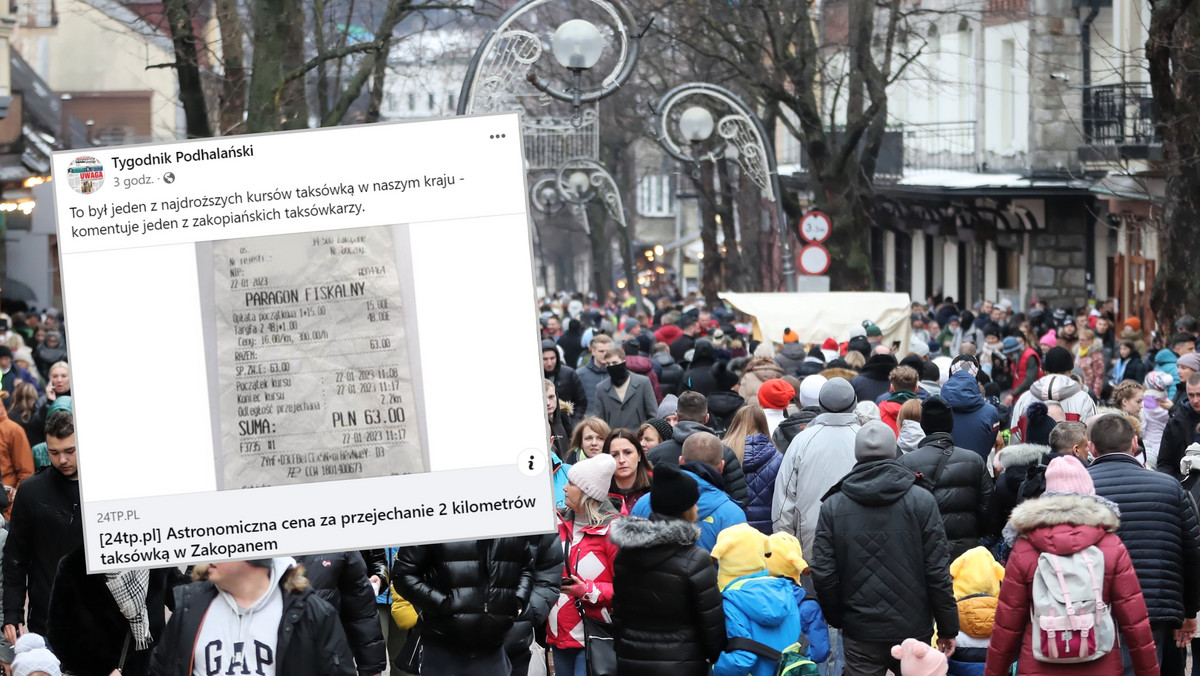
[
  {"x1": 1147, "y1": 0, "x2": 1200, "y2": 329},
  {"x1": 648, "y1": 0, "x2": 923, "y2": 290}
]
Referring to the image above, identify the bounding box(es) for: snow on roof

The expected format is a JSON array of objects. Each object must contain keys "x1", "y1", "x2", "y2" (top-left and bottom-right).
[{"x1": 897, "y1": 169, "x2": 1027, "y2": 188}]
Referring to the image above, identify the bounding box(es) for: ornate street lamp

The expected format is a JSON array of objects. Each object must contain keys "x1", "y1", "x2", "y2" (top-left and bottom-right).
[
  {"x1": 653, "y1": 82, "x2": 797, "y2": 291},
  {"x1": 528, "y1": 157, "x2": 644, "y2": 305},
  {"x1": 457, "y1": 0, "x2": 639, "y2": 122}
]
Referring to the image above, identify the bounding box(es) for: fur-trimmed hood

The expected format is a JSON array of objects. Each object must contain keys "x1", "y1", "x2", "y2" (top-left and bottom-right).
[
  {"x1": 609, "y1": 514, "x2": 700, "y2": 549},
  {"x1": 1010, "y1": 492, "x2": 1120, "y2": 536},
  {"x1": 820, "y1": 367, "x2": 859, "y2": 381},
  {"x1": 998, "y1": 443, "x2": 1050, "y2": 469}
]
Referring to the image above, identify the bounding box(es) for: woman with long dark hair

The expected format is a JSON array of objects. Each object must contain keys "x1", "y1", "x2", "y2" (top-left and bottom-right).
[{"x1": 605, "y1": 429, "x2": 651, "y2": 515}]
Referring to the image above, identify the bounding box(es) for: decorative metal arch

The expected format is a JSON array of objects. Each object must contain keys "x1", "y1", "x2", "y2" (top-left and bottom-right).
[
  {"x1": 457, "y1": 0, "x2": 639, "y2": 116},
  {"x1": 652, "y1": 82, "x2": 795, "y2": 289}
]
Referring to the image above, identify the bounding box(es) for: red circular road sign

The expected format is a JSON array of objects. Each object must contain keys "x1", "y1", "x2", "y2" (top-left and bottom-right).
[
  {"x1": 798, "y1": 244, "x2": 831, "y2": 275},
  {"x1": 799, "y1": 210, "x2": 832, "y2": 243}
]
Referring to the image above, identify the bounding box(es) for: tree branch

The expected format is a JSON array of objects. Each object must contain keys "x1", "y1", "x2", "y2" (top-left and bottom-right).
[{"x1": 272, "y1": 41, "x2": 384, "y2": 104}]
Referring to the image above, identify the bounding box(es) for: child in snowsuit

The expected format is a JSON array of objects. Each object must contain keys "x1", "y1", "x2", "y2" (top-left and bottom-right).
[
  {"x1": 710, "y1": 524, "x2": 830, "y2": 676},
  {"x1": 946, "y1": 546, "x2": 1004, "y2": 675}
]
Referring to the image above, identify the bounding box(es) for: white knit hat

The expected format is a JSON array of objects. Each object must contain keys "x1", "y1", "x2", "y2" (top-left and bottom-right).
[
  {"x1": 567, "y1": 453, "x2": 617, "y2": 503},
  {"x1": 799, "y1": 375, "x2": 827, "y2": 408},
  {"x1": 11, "y1": 634, "x2": 60, "y2": 676}
]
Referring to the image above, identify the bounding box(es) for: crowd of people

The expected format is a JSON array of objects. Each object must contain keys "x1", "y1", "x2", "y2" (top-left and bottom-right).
[{"x1": 2, "y1": 292, "x2": 1200, "y2": 676}]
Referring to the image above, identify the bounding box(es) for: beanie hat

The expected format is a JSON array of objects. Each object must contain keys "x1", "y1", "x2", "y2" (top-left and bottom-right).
[
  {"x1": 12, "y1": 634, "x2": 61, "y2": 676},
  {"x1": 650, "y1": 461, "x2": 700, "y2": 516},
  {"x1": 848, "y1": 336, "x2": 872, "y2": 359},
  {"x1": 1043, "y1": 346, "x2": 1075, "y2": 374},
  {"x1": 48, "y1": 395, "x2": 72, "y2": 415},
  {"x1": 1044, "y1": 455, "x2": 1095, "y2": 495},
  {"x1": 1040, "y1": 330, "x2": 1058, "y2": 348},
  {"x1": 807, "y1": 345, "x2": 825, "y2": 362},
  {"x1": 1124, "y1": 317, "x2": 1142, "y2": 332},
  {"x1": 799, "y1": 375, "x2": 827, "y2": 408},
  {"x1": 713, "y1": 361, "x2": 740, "y2": 391},
  {"x1": 1145, "y1": 370, "x2": 1174, "y2": 394},
  {"x1": 711, "y1": 523, "x2": 770, "y2": 590},
  {"x1": 12, "y1": 347, "x2": 32, "y2": 366},
  {"x1": 1001, "y1": 336, "x2": 1022, "y2": 355},
  {"x1": 900, "y1": 354, "x2": 925, "y2": 374},
  {"x1": 889, "y1": 638, "x2": 948, "y2": 676},
  {"x1": 921, "y1": 396, "x2": 955, "y2": 435},
  {"x1": 927, "y1": 339, "x2": 942, "y2": 355},
  {"x1": 849, "y1": 325, "x2": 867, "y2": 339},
  {"x1": 646, "y1": 417, "x2": 674, "y2": 445},
  {"x1": 622, "y1": 338, "x2": 641, "y2": 357},
  {"x1": 818, "y1": 378, "x2": 857, "y2": 413},
  {"x1": 822, "y1": 337, "x2": 839, "y2": 351},
  {"x1": 1024, "y1": 401, "x2": 1058, "y2": 446},
  {"x1": 758, "y1": 378, "x2": 794, "y2": 410},
  {"x1": 863, "y1": 320, "x2": 882, "y2": 337},
  {"x1": 541, "y1": 339, "x2": 557, "y2": 353},
  {"x1": 567, "y1": 453, "x2": 618, "y2": 503},
  {"x1": 909, "y1": 341, "x2": 930, "y2": 358},
  {"x1": 855, "y1": 420, "x2": 898, "y2": 462},
  {"x1": 783, "y1": 328, "x2": 799, "y2": 343},
  {"x1": 657, "y1": 394, "x2": 679, "y2": 418},
  {"x1": 0, "y1": 346, "x2": 13, "y2": 360},
  {"x1": 1179, "y1": 353, "x2": 1200, "y2": 372},
  {"x1": 764, "y1": 532, "x2": 810, "y2": 582}
]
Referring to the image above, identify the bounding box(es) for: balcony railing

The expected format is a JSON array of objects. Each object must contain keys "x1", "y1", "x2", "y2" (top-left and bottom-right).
[
  {"x1": 902, "y1": 120, "x2": 976, "y2": 172},
  {"x1": 1082, "y1": 83, "x2": 1160, "y2": 148}
]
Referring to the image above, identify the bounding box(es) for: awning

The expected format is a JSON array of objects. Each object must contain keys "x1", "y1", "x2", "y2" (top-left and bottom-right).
[{"x1": 719, "y1": 291, "x2": 914, "y2": 352}]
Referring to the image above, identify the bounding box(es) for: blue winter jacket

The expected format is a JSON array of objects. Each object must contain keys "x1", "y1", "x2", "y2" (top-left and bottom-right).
[
  {"x1": 741, "y1": 434, "x2": 782, "y2": 535},
  {"x1": 1156, "y1": 349, "x2": 1180, "y2": 400},
  {"x1": 375, "y1": 546, "x2": 401, "y2": 605},
  {"x1": 552, "y1": 454, "x2": 572, "y2": 509},
  {"x1": 712, "y1": 572, "x2": 830, "y2": 676},
  {"x1": 632, "y1": 467, "x2": 746, "y2": 552},
  {"x1": 939, "y1": 370, "x2": 999, "y2": 461}
]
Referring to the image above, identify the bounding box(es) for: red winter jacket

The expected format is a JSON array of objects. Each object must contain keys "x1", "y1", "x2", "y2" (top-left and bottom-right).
[
  {"x1": 985, "y1": 493, "x2": 1158, "y2": 676},
  {"x1": 548, "y1": 508, "x2": 621, "y2": 650},
  {"x1": 626, "y1": 355, "x2": 664, "y2": 403}
]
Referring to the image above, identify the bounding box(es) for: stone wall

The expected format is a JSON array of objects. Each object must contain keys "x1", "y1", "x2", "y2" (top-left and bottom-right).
[
  {"x1": 1027, "y1": 0, "x2": 1084, "y2": 172},
  {"x1": 1027, "y1": 199, "x2": 1090, "y2": 309}
]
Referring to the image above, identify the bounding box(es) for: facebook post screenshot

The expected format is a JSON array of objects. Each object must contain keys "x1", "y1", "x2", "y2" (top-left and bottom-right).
[{"x1": 52, "y1": 113, "x2": 556, "y2": 573}]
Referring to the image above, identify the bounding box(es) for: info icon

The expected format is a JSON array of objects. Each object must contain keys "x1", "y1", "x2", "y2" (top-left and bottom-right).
[{"x1": 66, "y1": 156, "x2": 105, "y2": 195}]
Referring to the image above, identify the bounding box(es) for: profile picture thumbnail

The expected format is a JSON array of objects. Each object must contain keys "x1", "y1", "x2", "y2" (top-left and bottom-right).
[{"x1": 66, "y1": 156, "x2": 104, "y2": 195}]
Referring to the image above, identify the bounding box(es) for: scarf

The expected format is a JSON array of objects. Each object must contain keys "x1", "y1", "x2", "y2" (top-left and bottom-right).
[{"x1": 105, "y1": 569, "x2": 152, "y2": 650}]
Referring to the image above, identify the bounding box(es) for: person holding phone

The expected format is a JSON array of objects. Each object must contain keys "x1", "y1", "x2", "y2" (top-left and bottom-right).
[{"x1": 548, "y1": 453, "x2": 621, "y2": 676}]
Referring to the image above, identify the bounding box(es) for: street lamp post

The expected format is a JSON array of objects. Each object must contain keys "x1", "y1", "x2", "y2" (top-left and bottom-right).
[
  {"x1": 537, "y1": 156, "x2": 643, "y2": 307},
  {"x1": 653, "y1": 83, "x2": 797, "y2": 292},
  {"x1": 457, "y1": 0, "x2": 639, "y2": 118}
]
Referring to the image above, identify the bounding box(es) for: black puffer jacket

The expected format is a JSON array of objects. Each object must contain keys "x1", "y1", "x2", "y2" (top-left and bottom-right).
[
  {"x1": 682, "y1": 340, "x2": 718, "y2": 395},
  {"x1": 3, "y1": 465, "x2": 82, "y2": 633},
  {"x1": 294, "y1": 551, "x2": 385, "y2": 674},
  {"x1": 850, "y1": 354, "x2": 898, "y2": 404},
  {"x1": 503, "y1": 532, "x2": 564, "y2": 664},
  {"x1": 897, "y1": 433, "x2": 993, "y2": 561},
  {"x1": 1089, "y1": 452, "x2": 1200, "y2": 626},
  {"x1": 48, "y1": 548, "x2": 188, "y2": 676},
  {"x1": 610, "y1": 515, "x2": 726, "y2": 676},
  {"x1": 986, "y1": 443, "x2": 1050, "y2": 536},
  {"x1": 392, "y1": 537, "x2": 535, "y2": 653},
  {"x1": 646, "y1": 420, "x2": 749, "y2": 507},
  {"x1": 1157, "y1": 400, "x2": 1200, "y2": 480},
  {"x1": 706, "y1": 390, "x2": 746, "y2": 435},
  {"x1": 654, "y1": 353, "x2": 685, "y2": 397},
  {"x1": 149, "y1": 564, "x2": 356, "y2": 676},
  {"x1": 811, "y1": 460, "x2": 959, "y2": 642},
  {"x1": 771, "y1": 406, "x2": 821, "y2": 453}
]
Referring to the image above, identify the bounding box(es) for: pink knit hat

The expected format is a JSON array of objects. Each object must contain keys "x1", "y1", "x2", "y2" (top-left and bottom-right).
[
  {"x1": 1040, "y1": 329, "x2": 1058, "y2": 348},
  {"x1": 1044, "y1": 456, "x2": 1094, "y2": 495}
]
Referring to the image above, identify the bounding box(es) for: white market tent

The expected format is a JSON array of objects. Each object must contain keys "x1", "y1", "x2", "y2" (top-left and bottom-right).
[{"x1": 719, "y1": 291, "x2": 914, "y2": 353}]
